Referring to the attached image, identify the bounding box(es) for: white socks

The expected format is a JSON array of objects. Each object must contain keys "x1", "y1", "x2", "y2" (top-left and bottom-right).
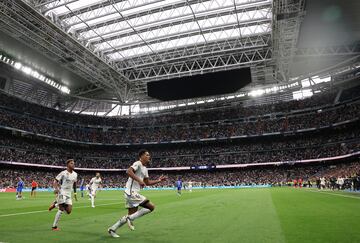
[
  {"x1": 128, "y1": 208, "x2": 151, "y2": 221},
  {"x1": 53, "y1": 210, "x2": 63, "y2": 227},
  {"x1": 110, "y1": 208, "x2": 151, "y2": 231},
  {"x1": 110, "y1": 216, "x2": 127, "y2": 231},
  {"x1": 90, "y1": 194, "x2": 95, "y2": 207}
]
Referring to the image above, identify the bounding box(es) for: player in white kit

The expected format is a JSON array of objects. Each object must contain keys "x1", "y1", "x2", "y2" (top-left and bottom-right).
[
  {"x1": 51, "y1": 159, "x2": 78, "y2": 231},
  {"x1": 320, "y1": 177, "x2": 326, "y2": 190},
  {"x1": 188, "y1": 181, "x2": 193, "y2": 192},
  {"x1": 337, "y1": 177, "x2": 344, "y2": 190},
  {"x1": 108, "y1": 149, "x2": 167, "y2": 238},
  {"x1": 89, "y1": 173, "x2": 102, "y2": 208}
]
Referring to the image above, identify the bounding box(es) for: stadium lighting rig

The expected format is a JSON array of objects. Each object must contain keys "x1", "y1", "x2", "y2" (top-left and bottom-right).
[{"x1": 0, "y1": 52, "x2": 70, "y2": 94}]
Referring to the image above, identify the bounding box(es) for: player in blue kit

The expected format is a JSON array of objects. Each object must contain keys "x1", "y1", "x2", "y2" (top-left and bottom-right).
[
  {"x1": 176, "y1": 178, "x2": 182, "y2": 196},
  {"x1": 79, "y1": 178, "x2": 85, "y2": 198},
  {"x1": 16, "y1": 178, "x2": 24, "y2": 200}
]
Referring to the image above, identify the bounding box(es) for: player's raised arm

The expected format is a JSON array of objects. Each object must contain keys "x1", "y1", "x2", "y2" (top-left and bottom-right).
[
  {"x1": 143, "y1": 175, "x2": 168, "y2": 186},
  {"x1": 127, "y1": 166, "x2": 146, "y2": 187}
]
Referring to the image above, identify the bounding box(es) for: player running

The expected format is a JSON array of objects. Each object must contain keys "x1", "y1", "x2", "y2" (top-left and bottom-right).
[
  {"x1": 89, "y1": 173, "x2": 102, "y2": 208},
  {"x1": 50, "y1": 159, "x2": 78, "y2": 231},
  {"x1": 188, "y1": 181, "x2": 193, "y2": 192},
  {"x1": 30, "y1": 180, "x2": 38, "y2": 198},
  {"x1": 16, "y1": 178, "x2": 24, "y2": 200},
  {"x1": 108, "y1": 149, "x2": 167, "y2": 238}
]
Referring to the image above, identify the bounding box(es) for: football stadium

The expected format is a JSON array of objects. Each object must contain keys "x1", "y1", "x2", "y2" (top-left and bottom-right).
[{"x1": 0, "y1": 0, "x2": 360, "y2": 242}]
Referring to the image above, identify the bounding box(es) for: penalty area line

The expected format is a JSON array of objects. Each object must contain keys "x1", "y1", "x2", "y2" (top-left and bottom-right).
[{"x1": 0, "y1": 202, "x2": 122, "y2": 218}]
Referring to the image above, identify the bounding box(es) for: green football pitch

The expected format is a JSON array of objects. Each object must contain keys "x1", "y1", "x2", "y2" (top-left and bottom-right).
[{"x1": 1, "y1": 188, "x2": 360, "y2": 243}]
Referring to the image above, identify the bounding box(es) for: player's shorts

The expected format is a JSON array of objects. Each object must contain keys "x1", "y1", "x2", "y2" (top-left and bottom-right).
[
  {"x1": 31, "y1": 187, "x2": 37, "y2": 191},
  {"x1": 124, "y1": 192, "x2": 148, "y2": 209},
  {"x1": 57, "y1": 194, "x2": 72, "y2": 205},
  {"x1": 80, "y1": 186, "x2": 84, "y2": 191},
  {"x1": 90, "y1": 188, "x2": 97, "y2": 196},
  {"x1": 177, "y1": 187, "x2": 181, "y2": 190},
  {"x1": 16, "y1": 188, "x2": 23, "y2": 193}
]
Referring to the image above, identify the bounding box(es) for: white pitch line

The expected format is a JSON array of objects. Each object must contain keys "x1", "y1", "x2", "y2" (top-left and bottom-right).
[
  {"x1": 0, "y1": 201, "x2": 123, "y2": 218},
  {"x1": 306, "y1": 189, "x2": 360, "y2": 200}
]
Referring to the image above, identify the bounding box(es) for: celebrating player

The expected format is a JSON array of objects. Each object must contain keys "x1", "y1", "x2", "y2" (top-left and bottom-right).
[
  {"x1": 108, "y1": 149, "x2": 167, "y2": 238},
  {"x1": 89, "y1": 173, "x2": 102, "y2": 208},
  {"x1": 51, "y1": 159, "x2": 78, "y2": 231},
  {"x1": 30, "y1": 180, "x2": 38, "y2": 198}
]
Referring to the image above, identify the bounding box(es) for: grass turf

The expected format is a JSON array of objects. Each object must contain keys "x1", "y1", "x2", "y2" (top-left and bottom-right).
[{"x1": 0, "y1": 188, "x2": 360, "y2": 243}]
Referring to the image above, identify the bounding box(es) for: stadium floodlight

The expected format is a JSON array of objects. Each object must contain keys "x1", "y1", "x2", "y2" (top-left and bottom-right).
[
  {"x1": 22, "y1": 66, "x2": 32, "y2": 75},
  {"x1": 39, "y1": 75, "x2": 45, "y2": 82},
  {"x1": 14, "y1": 62, "x2": 22, "y2": 70},
  {"x1": 236, "y1": 93, "x2": 246, "y2": 98},
  {"x1": 32, "y1": 71, "x2": 40, "y2": 79},
  {"x1": 249, "y1": 89, "x2": 265, "y2": 97},
  {"x1": 1, "y1": 54, "x2": 69, "y2": 94},
  {"x1": 60, "y1": 86, "x2": 70, "y2": 94}
]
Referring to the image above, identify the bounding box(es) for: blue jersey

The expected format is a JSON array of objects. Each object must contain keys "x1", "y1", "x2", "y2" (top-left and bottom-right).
[
  {"x1": 17, "y1": 181, "x2": 24, "y2": 188},
  {"x1": 176, "y1": 180, "x2": 182, "y2": 189},
  {"x1": 17, "y1": 181, "x2": 24, "y2": 192},
  {"x1": 80, "y1": 178, "x2": 84, "y2": 187}
]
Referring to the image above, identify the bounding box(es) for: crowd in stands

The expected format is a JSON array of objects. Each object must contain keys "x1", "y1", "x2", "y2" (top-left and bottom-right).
[
  {"x1": 0, "y1": 80, "x2": 359, "y2": 189},
  {"x1": 0, "y1": 90, "x2": 339, "y2": 128},
  {"x1": 0, "y1": 98, "x2": 359, "y2": 143},
  {"x1": 1, "y1": 161, "x2": 359, "y2": 189},
  {"x1": 0, "y1": 124, "x2": 359, "y2": 168}
]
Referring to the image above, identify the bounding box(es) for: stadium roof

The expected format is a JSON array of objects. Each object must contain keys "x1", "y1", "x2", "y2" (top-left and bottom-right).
[{"x1": 0, "y1": 0, "x2": 359, "y2": 113}]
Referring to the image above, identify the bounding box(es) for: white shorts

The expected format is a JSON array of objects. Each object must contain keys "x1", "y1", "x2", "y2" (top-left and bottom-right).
[
  {"x1": 124, "y1": 192, "x2": 148, "y2": 209},
  {"x1": 57, "y1": 194, "x2": 72, "y2": 205},
  {"x1": 90, "y1": 188, "x2": 97, "y2": 196}
]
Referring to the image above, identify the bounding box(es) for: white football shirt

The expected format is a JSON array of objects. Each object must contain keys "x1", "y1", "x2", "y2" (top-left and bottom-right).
[
  {"x1": 56, "y1": 170, "x2": 78, "y2": 197},
  {"x1": 125, "y1": 161, "x2": 149, "y2": 195},
  {"x1": 90, "y1": 177, "x2": 102, "y2": 190}
]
